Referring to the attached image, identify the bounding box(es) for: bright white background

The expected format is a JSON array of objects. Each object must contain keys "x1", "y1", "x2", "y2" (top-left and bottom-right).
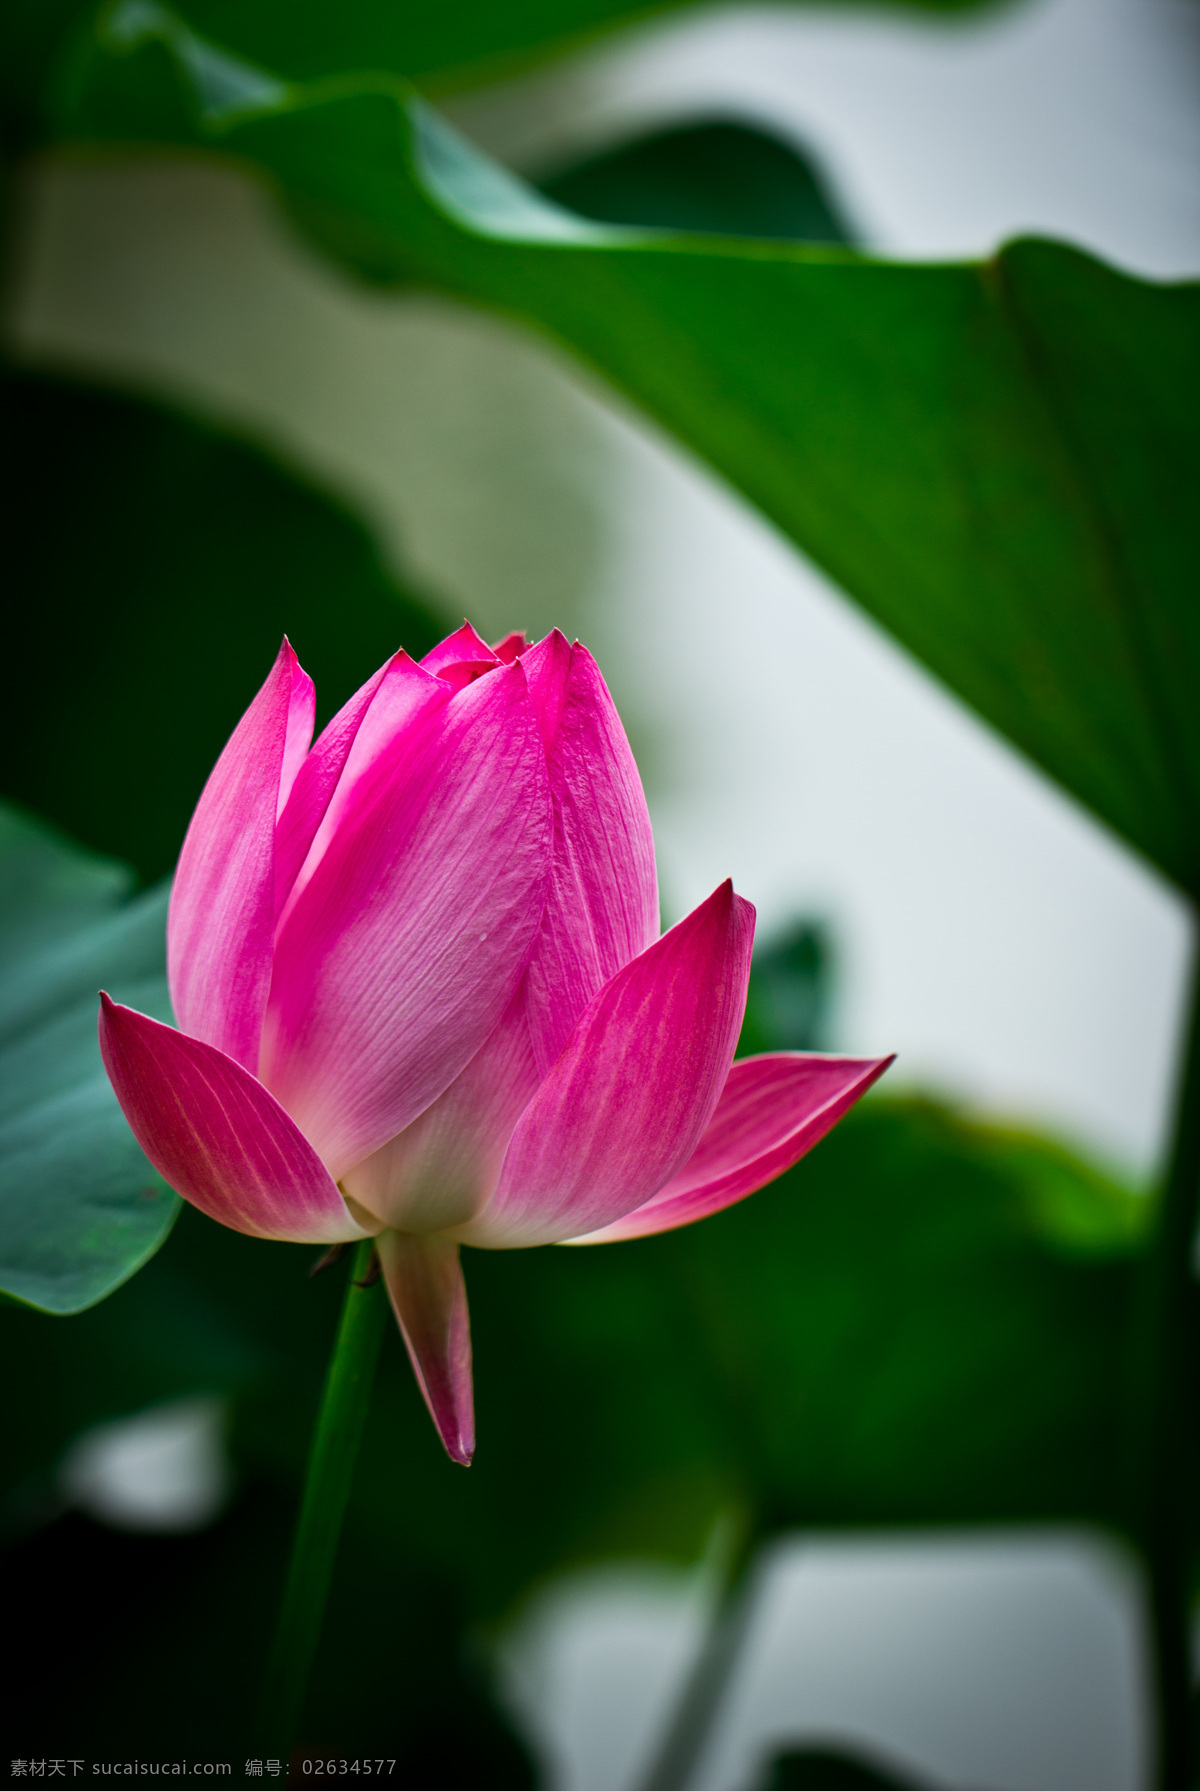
[{"x1": 10, "y1": 0, "x2": 1200, "y2": 1782}]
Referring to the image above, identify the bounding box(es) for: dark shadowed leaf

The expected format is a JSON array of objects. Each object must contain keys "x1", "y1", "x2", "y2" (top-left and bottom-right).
[
  {"x1": 57, "y1": 15, "x2": 1200, "y2": 889},
  {"x1": 2, "y1": 372, "x2": 446, "y2": 882},
  {"x1": 756, "y1": 1746, "x2": 934, "y2": 1790},
  {"x1": 1, "y1": 1494, "x2": 537, "y2": 1771},
  {"x1": 0, "y1": 803, "x2": 178, "y2": 1314},
  {"x1": 536, "y1": 119, "x2": 856, "y2": 244}
]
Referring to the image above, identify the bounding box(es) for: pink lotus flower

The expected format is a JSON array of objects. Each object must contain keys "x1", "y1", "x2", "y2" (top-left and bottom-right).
[{"x1": 99, "y1": 624, "x2": 891, "y2": 1463}]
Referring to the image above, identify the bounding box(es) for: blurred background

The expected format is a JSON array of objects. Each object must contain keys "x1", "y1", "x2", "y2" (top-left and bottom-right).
[{"x1": 3, "y1": 0, "x2": 1199, "y2": 1785}]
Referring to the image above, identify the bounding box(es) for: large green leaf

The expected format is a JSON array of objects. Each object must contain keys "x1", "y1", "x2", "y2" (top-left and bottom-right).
[
  {"x1": 174, "y1": 0, "x2": 993, "y2": 93},
  {"x1": 0, "y1": 803, "x2": 179, "y2": 1314},
  {"x1": 2, "y1": 371, "x2": 446, "y2": 882},
  {"x1": 59, "y1": 12, "x2": 1200, "y2": 889}
]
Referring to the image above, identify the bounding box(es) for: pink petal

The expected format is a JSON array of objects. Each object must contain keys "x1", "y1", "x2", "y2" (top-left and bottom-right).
[
  {"x1": 520, "y1": 632, "x2": 659, "y2": 1074},
  {"x1": 273, "y1": 651, "x2": 396, "y2": 918},
  {"x1": 568, "y1": 1050, "x2": 894, "y2": 1244},
  {"x1": 275, "y1": 651, "x2": 442, "y2": 926},
  {"x1": 98, "y1": 995, "x2": 371, "y2": 1244},
  {"x1": 460, "y1": 881, "x2": 755, "y2": 1248},
  {"x1": 279, "y1": 658, "x2": 317, "y2": 815},
  {"x1": 261, "y1": 660, "x2": 552, "y2": 1178},
  {"x1": 491, "y1": 631, "x2": 527, "y2": 663},
  {"x1": 377, "y1": 1230, "x2": 474, "y2": 1465},
  {"x1": 341, "y1": 988, "x2": 540, "y2": 1234},
  {"x1": 420, "y1": 621, "x2": 500, "y2": 688},
  {"x1": 168, "y1": 640, "x2": 314, "y2": 1071},
  {"x1": 345, "y1": 628, "x2": 658, "y2": 1226}
]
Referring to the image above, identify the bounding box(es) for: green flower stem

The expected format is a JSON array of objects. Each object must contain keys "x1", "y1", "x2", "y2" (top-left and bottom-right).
[
  {"x1": 258, "y1": 1238, "x2": 388, "y2": 1751},
  {"x1": 1138, "y1": 953, "x2": 1200, "y2": 1790}
]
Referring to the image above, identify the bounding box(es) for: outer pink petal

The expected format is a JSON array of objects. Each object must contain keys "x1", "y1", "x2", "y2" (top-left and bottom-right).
[
  {"x1": 273, "y1": 652, "x2": 396, "y2": 918},
  {"x1": 261, "y1": 660, "x2": 551, "y2": 1178},
  {"x1": 276, "y1": 652, "x2": 448, "y2": 933},
  {"x1": 377, "y1": 1230, "x2": 474, "y2": 1465},
  {"x1": 341, "y1": 988, "x2": 540, "y2": 1234},
  {"x1": 567, "y1": 1050, "x2": 894, "y2": 1244},
  {"x1": 459, "y1": 881, "x2": 754, "y2": 1248},
  {"x1": 279, "y1": 655, "x2": 317, "y2": 815},
  {"x1": 98, "y1": 995, "x2": 371, "y2": 1244},
  {"x1": 168, "y1": 640, "x2": 314, "y2": 1071},
  {"x1": 520, "y1": 631, "x2": 659, "y2": 1075}
]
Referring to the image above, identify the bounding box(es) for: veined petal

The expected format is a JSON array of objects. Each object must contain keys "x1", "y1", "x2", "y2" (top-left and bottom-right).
[
  {"x1": 341, "y1": 988, "x2": 539, "y2": 1234},
  {"x1": 275, "y1": 648, "x2": 449, "y2": 924},
  {"x1": 377, "y1": 1230, "x2": 474, "y2": 1465},
  {"x1": 520, "y1": 632, "x2": 659, "y2": 1074},
  {"x1": 460, "y1": 881, "x2": 754, "y2": 1248},
  {"x1": 567, "y1": 1051, "x2": 894, "y2": 1244},
  {"x1": 273, "y1": 651, "x2": 395, "y2": 918},
  {"x1": 279, "y1": 657, "x2": 317, "y2": 815},
  {"x1": 341, "y1": 637, "x2": 656, "y2": 1223},
  {"x1": 98, "y1": 995, "x2": 371, "y2": 1244},
  {"x1": 262, "y1": 661, "x2": 551, "y2": 1178},
  {"x1": 168, "y1": 640, "x2": 314, "y2": 1070}
]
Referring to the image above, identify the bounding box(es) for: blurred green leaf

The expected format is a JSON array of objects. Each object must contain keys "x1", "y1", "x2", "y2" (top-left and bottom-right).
[
  {"x1": 58, "y1": 17, "x2": 1200, "y2": 889},
  {"x1": 0, "y1": 0, "x2": 93, "y2": 150},
  {"x1": 0, "y1": 0, "x2": 1000, "y2": 153},
  {"x1": 738, "y1": 918, "x2": 835, "y2": 1056},
  {"x1": 536, "y1": 119, "x2": 856, "y2": 244},
  {"x1": 2, "y1": 372, "x2": 446, "y2": 882},
  {"x1": 0, "y1": 803, "x2": 178, "y2": 1314},
  {"x1": 176, "y1": 0, "x2": 996, "y2": 93},
  {"x1": 664, "y1": 1100, "x2": 1145, "y2": 1536},
  {"x1": 0, "y1": 1094, "x2": 1149, "y2": 1618},
  {"x1": 433, "y1": 1100, "x2": 1146, "y2": 1616}
]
